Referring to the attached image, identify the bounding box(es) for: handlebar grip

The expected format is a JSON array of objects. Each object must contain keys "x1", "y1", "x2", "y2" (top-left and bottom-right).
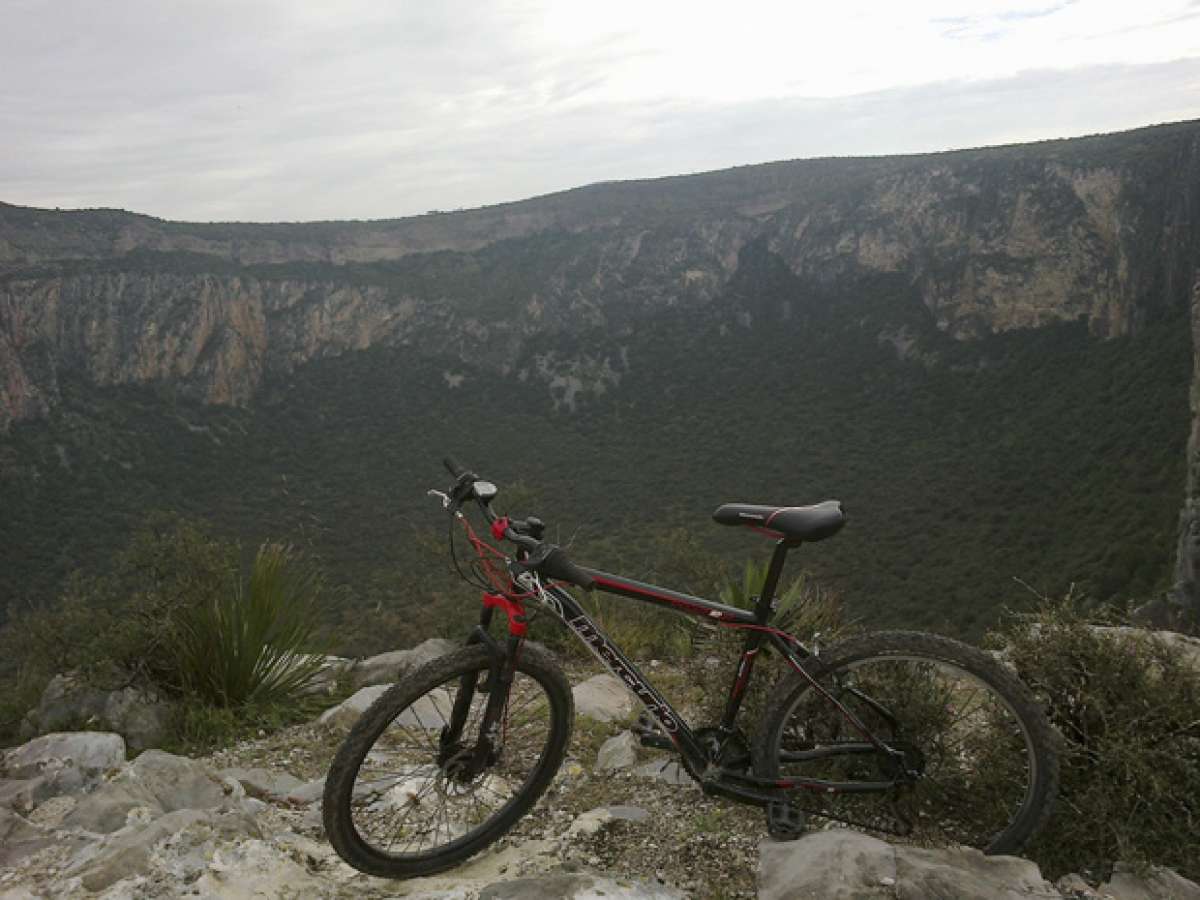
[
  {"x1": 540, "y1": 547, "x2": 596, "y2": 591},
  {"x1": 443, "y1": 456, "x2": 467, "y2": 478}
]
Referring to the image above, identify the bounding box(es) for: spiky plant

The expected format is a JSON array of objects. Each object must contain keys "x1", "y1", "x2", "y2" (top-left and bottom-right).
[{"x1": 173, "y1": 543, "x2": 326, "y2": 707}]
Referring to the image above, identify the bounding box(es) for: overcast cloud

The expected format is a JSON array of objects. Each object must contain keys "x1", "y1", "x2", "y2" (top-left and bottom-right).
[{"x1": 2, "y1": 0, "x2": 1199, "y2": 222}]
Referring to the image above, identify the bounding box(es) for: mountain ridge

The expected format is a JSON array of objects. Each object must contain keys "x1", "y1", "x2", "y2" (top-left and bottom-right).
[{"x1": 2, "y1": 119, "x2": 1198, "y2": 634}]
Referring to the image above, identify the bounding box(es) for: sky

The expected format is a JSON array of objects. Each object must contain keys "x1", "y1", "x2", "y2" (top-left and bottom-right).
[{"x1": 2, "y1": 0, "x2": 1199, "y2": 223}]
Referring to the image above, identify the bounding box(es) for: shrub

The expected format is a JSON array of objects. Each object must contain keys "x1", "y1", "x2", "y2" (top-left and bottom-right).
[
  {"x1": 0, "y1": 517, "x2": 329, "y2": 748},
  {"x1": 991, "y1": 601, "x2": 1200, "y2": 880},
  {"x1": 172, "y1": 543, "x2": 327, "y2": 707}
]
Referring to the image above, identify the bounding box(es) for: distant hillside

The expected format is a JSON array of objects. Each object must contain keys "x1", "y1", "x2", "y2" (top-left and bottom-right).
[{"x1": 2, "y1": 120, "x2": 1198, "y2": 643}]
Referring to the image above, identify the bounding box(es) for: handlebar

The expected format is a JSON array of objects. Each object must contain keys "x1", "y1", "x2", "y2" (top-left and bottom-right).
[
  {"x1": 439, "y1": 455, "x2": 594, "y2": 591},
  {"x1": 443, "y1": 456, "x2": 469, "y2": 479}
]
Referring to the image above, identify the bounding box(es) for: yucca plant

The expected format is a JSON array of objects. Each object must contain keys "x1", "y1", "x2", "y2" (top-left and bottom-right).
[
  {"x1": 716, "y1": 559, "x2": 847, "y2": 642},
  {"x1": 173, "y1": 543, "x2": 327, "y2": 707}
]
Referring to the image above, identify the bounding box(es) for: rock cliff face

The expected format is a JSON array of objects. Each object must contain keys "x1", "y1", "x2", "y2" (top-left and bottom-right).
[
  {"x1": 2, "y1": 121, "x2": 1200, "y2": 625},
  {"x1": 3, "y1": 121, "x2": 1198, "y2": 433}
]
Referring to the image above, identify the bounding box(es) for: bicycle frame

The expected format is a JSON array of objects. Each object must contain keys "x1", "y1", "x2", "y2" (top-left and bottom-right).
[{"x1": 488, "y1": 537, "x2": 905, "y2": 808}]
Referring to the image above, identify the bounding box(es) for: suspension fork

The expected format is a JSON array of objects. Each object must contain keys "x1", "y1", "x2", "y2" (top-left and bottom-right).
[{"x1": 443, "y1": 597, "x2": 526, "y2": 760}]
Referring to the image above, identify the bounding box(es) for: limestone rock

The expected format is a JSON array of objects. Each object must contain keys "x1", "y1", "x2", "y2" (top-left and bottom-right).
[
  {"x1": 632, "y1": 759, "x2": 693, "y2": 786},
  {"x1": 0, "y1": 807, "x2": 55, "y2": 867},
  {"x1": 283, "y1": 777, "x2": 326, "y2": 805},
  {"x1": 24, "y1": 676, "x2": 169, "y2": 753},
  {"x1": 66, "y1": 806, "x2": 261, "y2": 892},
  {"x1": 894, "y1": 844, "x2": 1056, "y2": 899},
  {"x1": 318, "y1": 684, "x2": 390, "y2": 729},
  {"x1": 60, "y1": 750, "x2": 233, "y2": 834},
  {"x1": 572, "y1": 674, "x2": 634, "y2": 722},
  {"x1": 566, "y1": 804, "x2": 650, "y2": 837},
  {"x1": 26, "y1": 674, "x2": 108, "y2": 734},
  {"x1": 188, "y1": 837, "x2": 335, "y2": 898},
  {"x1": 122, "y1": 749, "x2": 231, "y2": 812},
  {"x1": 1101, "y1": 864, "x2": 1200, "y2": 899},
  {"x1": 350, "y1": 637, "x2": 458, "y2": 689},
  {"x1": 60, "y1": 779, "x2": 164, "y2": 834},
  {"x1": 759, "y1": 830, "x2": 897, "y2": 900},
  {"x1": 596, "y1": 730, "x2": 639, "y2": 771},
  {"x1": 1089, "y1": 626, "x2": 1200, "y2": 671},
  {"x1": 1057, "y1": 874, "x2": 1107, "y2": 897},
  {"x1": 219, "y1": 766, "x2": 304, "y2": 802},
  {"x1": 479, "y1": 873, "x2": 686, "y2": 899},
  {"x1": 99, "y1": 686, "x2": 172, "y2": 753},
  {"x1": 758, "y1": 830, "x2": 1058, "y2": 900},
  {"x1": 3, "y1": 731, "x2": 126, "y2": 780}
]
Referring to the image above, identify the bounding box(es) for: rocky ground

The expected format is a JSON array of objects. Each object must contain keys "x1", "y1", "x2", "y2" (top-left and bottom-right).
[{"x1": 2, "y1": 640, "x2": 1199, "y2": 899}]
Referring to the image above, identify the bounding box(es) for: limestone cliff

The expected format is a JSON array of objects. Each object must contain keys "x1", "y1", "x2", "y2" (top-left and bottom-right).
[{"x1": 3, "y1": 121, "x2": 1199, "y2": 432}]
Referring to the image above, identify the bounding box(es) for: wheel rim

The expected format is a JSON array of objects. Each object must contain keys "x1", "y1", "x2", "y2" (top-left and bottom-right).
[
  {"x1": 347, "y1": 665, "x2": 559, "y2": 859},
  {"x1": 770, "y1": 652, "x2": 1039, "y2": 850}
]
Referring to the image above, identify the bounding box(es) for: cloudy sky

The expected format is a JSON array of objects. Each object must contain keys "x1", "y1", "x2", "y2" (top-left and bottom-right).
[{"x1": 3, "y1": 0, "x2": 1199, "y2": 222}]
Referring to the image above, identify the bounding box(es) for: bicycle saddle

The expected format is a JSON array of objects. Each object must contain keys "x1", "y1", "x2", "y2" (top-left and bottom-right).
[{"x1": 712, "y1": 500, "x2": 846, "y2": 543}]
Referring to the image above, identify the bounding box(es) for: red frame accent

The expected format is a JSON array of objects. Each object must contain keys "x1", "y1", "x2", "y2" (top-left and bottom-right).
[{"x1": 482, "y1": 591, "x2": 528, "y2": 637}]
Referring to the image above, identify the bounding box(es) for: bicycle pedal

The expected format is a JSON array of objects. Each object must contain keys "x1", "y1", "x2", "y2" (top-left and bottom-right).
[{"x1": 766, "y1": 801, "x2": 808, "y2": 841}]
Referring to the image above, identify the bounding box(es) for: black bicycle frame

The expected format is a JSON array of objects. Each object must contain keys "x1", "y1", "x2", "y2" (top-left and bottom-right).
[{"x1": 527, "y1": 538, "x2": 903, "y2": 807}]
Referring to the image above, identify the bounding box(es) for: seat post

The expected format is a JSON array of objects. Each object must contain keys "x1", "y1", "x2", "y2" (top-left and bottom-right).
[{"x1": 755, "y1": 539, "x2": 796, "y2": 623}]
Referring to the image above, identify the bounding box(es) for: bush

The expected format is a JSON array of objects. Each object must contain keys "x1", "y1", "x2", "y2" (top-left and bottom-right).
[
  {"x1": 0, "y1": 516, "x2": 329, "y2": 748},
  {"x1": 172, "y1": 543, "x2": 327, "y2": 707},
  {"x1": 991, "y1": 601, "x2": 1200, "y2": 880}
]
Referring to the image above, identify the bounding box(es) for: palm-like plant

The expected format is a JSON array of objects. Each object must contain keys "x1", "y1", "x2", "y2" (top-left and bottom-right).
[
  {"x1": 173, "y1": 543, "x2": 326, "y2": 707},
  {"x1": 717, "y1": 559, "x2": 845, "y2": 641}
]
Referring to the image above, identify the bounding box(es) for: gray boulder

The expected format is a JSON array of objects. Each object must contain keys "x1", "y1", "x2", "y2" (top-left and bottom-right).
[
  {"x1": 219, "y1": 766, "x2": 305, "y2": 801},
  {"x1": 99, "y1": 686, "x2": 172, "y2": 752},
  {"x1": 283, "y1": 777, "x2": 326, "y2": 805},
  {"x1": 1090, "y1": 626, "x2": 1200, "y2": 671},
  {"x1": 566, "y1": 804, "x2": 651, "y2": 837},
  {"x1": 318, "y1": 684, "x2": 390, "y2": 729},
  {"x1": 122, "y1": 749, "x2": 230, "y2": 811},
  {"x1": 3, "y1": 731, "x2": 126, "y2": 780},
  {"x1": 758, "y1": 830, "x2": 1057, "y2": 900},
  {"x1": 759, "y1": 830, "x2": 896, "y2": 899},
  {"x1": 596, "y1": 731, "x2": 639, "y2": 771},
  {"x1": 0, "y1": 732, "x2": 127, "y2": 815},
  {"x1": 896, "y1": 844, "x2": 1057, "y2": 899},
  {"x1": 1101, "y1": 864, "x2": 1200, "y2": 899},
  {"x1": 572, "y1": 674, "x2": 634, "y2": 722},
  {"x1": 0, "y1": 807, "x2": 55, "y2": 867},
  {"x1": 62, "y1": 749, "x2": 233, "y2": 834},
  {"x1": 480, "y1": 874, "x2": 685, "y2": 899},
  {"x1": 66, "y1": 806, "x2": 260, "y2": 892},
  {"x1": 24, "y1": 675, "x2": 170, "y2": 752},
  {"x1": 350, "y1": 637, "x2": 458, "y2": 689},
  {"x1": 62, "y1": 779, "x2": 165, "y2": 834},
  {"x1": 633, "y1": 759, "x2": 693, "y2": 786}
]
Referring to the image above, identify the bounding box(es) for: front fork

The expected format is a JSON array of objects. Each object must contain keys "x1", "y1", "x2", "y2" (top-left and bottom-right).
[{"x1": 440, "y1": 599, "x2": 526, "y2": 771}]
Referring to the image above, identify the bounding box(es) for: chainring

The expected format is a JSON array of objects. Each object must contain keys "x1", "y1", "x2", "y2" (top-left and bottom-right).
[{"x1": 695, "y1": 726, "x2": 752, "y2": 772}]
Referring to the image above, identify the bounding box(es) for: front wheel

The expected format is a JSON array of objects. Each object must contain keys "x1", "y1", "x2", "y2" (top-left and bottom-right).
[
  {"x1": 752, "y1": 630, "x2": 1058, "y2": 854},
  {"x1": 323, "y1": 644, "x2": 573, "y2": 878}
]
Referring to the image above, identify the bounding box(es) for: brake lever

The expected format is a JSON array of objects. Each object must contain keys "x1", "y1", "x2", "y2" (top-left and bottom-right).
[{"x1": 427, "y1": 489, "x2": 452, "y2": 509}]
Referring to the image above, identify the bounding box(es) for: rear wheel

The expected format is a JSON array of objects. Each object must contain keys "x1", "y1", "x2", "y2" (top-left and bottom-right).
[
  {"x1": 752, "y1": 631, "x2": 1057, "y2": 854},
  {"x1": 323, "y1": 644, "x2": 573, "y2": 878}
]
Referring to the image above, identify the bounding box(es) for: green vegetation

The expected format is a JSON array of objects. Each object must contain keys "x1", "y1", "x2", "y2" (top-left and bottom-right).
[
  {"x1": 0, "y1": 517, "x2": 331, "y2": 750},
  {"x1": 173, "y1": 543, "x2": 326, "y2": 707},
  {"x1": 992, "y1": 600, "x2": 1200, "y2": 881},
  {"x1": 1, "y1": 293, "x2": 1186, "y2": 650}
]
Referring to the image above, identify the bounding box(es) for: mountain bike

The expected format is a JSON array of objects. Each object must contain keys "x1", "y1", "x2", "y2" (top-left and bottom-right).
[{"x1": 322, "y1": 458, "x2": 1058, "y2": 878}]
